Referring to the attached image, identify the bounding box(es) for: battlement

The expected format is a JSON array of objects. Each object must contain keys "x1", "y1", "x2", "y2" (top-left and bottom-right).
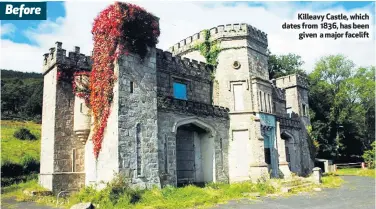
[
  {"x1": 42, "y1": 42, "x2": 92, "y2": 75},
  {"x1": 156, "y1": 48, "x2": 213, "y2": 82},
  {"x1": 168, "y1": 23, "x2": 268, "y2": 55},
  {"x1": 277, "y1": 113, "x2": 301, "y2": 130},
  {"x1": 275, "y1": 74, "x2": 308, "y2": 89}
]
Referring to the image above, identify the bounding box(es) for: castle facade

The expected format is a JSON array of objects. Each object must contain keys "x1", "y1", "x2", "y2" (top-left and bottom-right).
[{"x1": 39, "y1": 23, "x2": 314, "y2": 193}]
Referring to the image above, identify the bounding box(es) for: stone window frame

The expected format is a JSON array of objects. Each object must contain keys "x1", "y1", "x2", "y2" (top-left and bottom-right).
[{"x1": 171, "y1": 76, "x2": 192, "y2": 100}]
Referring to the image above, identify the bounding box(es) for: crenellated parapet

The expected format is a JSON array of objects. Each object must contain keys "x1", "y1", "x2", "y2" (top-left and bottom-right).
[
  {"x1": 156, "y1": 48, "x2": 213, "y2": 82},
  {"x1": 277, "y1": 112, "x2": 301, "y2": 130},
  {"x1": 157, "y1": 96, "x2": 229, "y2": 118},
  {"x1": 275, "y1": 74, "x2": 309, "y2": 90},
  {"x1": 168, "y1": 23, "x2": 268, "y2": 56},
  {"x1": 42, "y1": 41, "x2": 92, "y2": 75}
]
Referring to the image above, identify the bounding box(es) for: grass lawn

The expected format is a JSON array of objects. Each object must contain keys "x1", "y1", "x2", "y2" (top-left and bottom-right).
[
  {"x1": 335, "y1": 168, "x2": 375, "y2": 178},
  {"x1": 1, "y1": 120, "x2": 41, "y2": 164}
]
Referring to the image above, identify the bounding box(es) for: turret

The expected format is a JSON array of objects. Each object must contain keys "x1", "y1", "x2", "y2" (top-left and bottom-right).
[
  {"x1": 73, "y1": 73, "x2": 91, "y2": 144},
  {"x1": 40, "y1": 41, "x2": 91, "y2": 193},
  {"x1": 275, "y1": 74, "x2": 310, "y2": 126}
]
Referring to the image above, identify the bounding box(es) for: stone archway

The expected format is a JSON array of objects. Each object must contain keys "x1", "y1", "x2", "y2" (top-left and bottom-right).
[{"x1": 172, "y1": 117, "x2": 216, "y2": 187}]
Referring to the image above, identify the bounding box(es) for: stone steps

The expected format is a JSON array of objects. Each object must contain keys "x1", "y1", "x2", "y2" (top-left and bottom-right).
[{"x1": 281, "y1": 182, "x2": 315, "y2": 193}]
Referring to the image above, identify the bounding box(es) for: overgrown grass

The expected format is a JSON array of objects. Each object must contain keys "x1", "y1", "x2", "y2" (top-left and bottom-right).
[
  {"x1": 1, "y1": 120, "x2": 41, "y2": 164},
  {"x1": 336, "y1": 168, "x2": 376, "y2": 178},
  {"x1": 2, "y1": 173, "x2": 348, "y2": 209},
  {"x1": 67, "y1": 179, "x2": 276, "y2": 209},
  {"x1": 321, "y1": 173, "x2": 344, "y2": 188},
  {"x1": 2, "y1": 177, "x2": 277, "y2": 209}
]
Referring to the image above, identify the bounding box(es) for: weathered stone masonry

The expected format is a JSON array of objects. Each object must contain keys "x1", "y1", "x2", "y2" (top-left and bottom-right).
[{"x1": 40, "y1": 22, "x2": 314, "y2": 193}]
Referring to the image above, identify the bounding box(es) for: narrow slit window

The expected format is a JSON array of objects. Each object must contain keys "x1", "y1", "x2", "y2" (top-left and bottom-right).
[
  {"x1": 259, "y1": 91, "x2": 263, "y2": 111},
  {"x1": 263, "y1": 92, "x2": 267, "y2": 112},
  {"x1": 72, "y1": 149, "x2": 76, "y2": 172},
  {"x1": 264, "y1": 148, "x2": 271, "y2": 164},
  {"x1": 220, "y1": 138, "x2": 224, "y2": 166},
  {"x1": 130, "y1": 81, "x2": 134, "y2": 93},
  {"x1": 136, "y1": 123, "x2": 142, "y2": 176},
  {"x1": 164, "y1": 136, "x2": 168, "y2": 173},
  {"x1": 80, "y1": 103, "x2": 83, "y2": 113},
  {"x1": 302, "y1": 104, "x2": 307, "y2": 116},
  {"x1": 285, "y1": 146, "x2": 290, "y2": 162}
]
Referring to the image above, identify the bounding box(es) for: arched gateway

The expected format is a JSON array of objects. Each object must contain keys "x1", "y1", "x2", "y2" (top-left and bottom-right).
[{"x1": 173, "y1": 117, "x2": 216, "y2": 186}]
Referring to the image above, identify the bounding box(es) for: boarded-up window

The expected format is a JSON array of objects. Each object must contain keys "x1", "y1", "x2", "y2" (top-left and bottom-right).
[
  {"x1": 233, "y1": 84, "x2": 244, "y2": 111},
  {"x1": 173, "y1": 82, "x2": 187, "y2": 100}
]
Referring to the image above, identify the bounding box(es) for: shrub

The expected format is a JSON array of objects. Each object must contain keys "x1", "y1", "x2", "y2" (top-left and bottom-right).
[
  {"x1": 20, "y1": 154, "x2": 40, "y2": 174},
  {"x1": 363, "y1": 141, "x2": 375, "y2": 169},
  {"x1": 1, "y1": 160, "x2": 23, "y2": 177},
  {"x1": 13, "y1": 128, "x2": 36, "y2": 140}
]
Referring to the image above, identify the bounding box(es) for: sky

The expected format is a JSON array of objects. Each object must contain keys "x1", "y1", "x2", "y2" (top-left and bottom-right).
[{"x1": 0, "y1": 1, "x2": 375, "y2": 73}]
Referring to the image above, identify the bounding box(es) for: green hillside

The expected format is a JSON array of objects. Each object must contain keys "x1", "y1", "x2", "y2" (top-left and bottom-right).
[
  {"x1": 1, "y1": 120, "x2": 41, "y2": 164},
  {"x1": 1, "y1": 69, "x2": 43, "y2": 121}
]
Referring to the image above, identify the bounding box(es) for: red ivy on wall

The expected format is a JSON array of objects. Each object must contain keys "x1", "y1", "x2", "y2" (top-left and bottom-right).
[
  {"x1": 90, "y1": 2, "x2": 160, "y2": 158},
  {"x1": 73, "y1": 71, "x2": 91, "y2": 107}
]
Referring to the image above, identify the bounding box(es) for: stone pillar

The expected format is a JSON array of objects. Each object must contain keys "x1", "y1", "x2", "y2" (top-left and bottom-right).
[
  {"x1": 276, "y1": 121, "x2": 291, "y2": 179},
  {"x1": 312, "y1": 167, "x2": 322, "y2": 184},
  {"x1": 249, "y1": 118, "x2": 269, "y2": 181}
]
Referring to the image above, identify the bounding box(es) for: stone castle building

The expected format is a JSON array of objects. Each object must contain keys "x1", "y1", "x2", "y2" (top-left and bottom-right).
[{"x1": 39, "y1": 23, "x2": 315, "y2": 193}]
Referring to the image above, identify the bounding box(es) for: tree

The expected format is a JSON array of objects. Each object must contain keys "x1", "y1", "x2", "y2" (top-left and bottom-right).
[
  {"x1": 1, "y1": 69, "x2": 43, "y2": 121},
  {"x1": 267, "y1": 50, "x2": 306, "y2": 79},
  {"x1": 308, "y1": 55, "x2": 375, "y2": 161}
]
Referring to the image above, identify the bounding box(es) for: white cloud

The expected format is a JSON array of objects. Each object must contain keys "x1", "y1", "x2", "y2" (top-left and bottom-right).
[
  {"x1": 0, "y1": 1, "x2": 375, "y2": 73},
  {"x1": 0, "y1": 23, "x2": 16, "y2": 37}
]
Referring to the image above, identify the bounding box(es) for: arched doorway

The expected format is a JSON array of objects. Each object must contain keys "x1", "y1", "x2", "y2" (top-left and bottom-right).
[
  {"x1": 281, "y1": 131, "x2": 297, "y2": 173},
  {"x1": 173, "y1": 117, "x2": 216, "y2": 187}
]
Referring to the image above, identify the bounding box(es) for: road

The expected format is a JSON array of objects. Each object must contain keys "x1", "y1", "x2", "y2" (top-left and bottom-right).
[
  {"x1": 1, "y1": 176, "x2": 375, "y2": 209},
  {"x1": 213, "y1": 176, "x2": 375, "y2": 209}
]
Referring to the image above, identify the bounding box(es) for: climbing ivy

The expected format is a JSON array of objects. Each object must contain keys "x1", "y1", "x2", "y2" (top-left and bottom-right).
[{"x1": 194, "y1": 30, "x2": 221, "y2": 66}]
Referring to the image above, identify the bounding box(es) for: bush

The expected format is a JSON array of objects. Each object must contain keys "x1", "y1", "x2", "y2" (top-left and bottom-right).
[
  {"x1": 363, "y1": 141, "x2": 375, "y2": 169},
  {"x1": 20, "y1": 154, "x2": 40, "y2": 174},
  {"x1": 1, "y1": 160, "x2": 23, "y2": 177},
  {"x1": 13, "y1": 128, "x2": 36, "y2": 140}
]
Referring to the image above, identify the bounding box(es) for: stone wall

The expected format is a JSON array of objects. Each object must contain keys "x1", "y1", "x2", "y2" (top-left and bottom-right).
[
  {"x1": 39, "y1": 67, "x2": 57, "y2": 191},
  {"x1": 156, "y1": 49, "x2": 213, "y2": 104},
  {"x1": 116, "y1": 48, "x2": 160, "y2": 189}
]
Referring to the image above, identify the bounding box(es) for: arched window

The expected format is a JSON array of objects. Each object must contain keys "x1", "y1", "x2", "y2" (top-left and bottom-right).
[{"x1": 263, "y1": 92, "x2": 267, "y2": 112}]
